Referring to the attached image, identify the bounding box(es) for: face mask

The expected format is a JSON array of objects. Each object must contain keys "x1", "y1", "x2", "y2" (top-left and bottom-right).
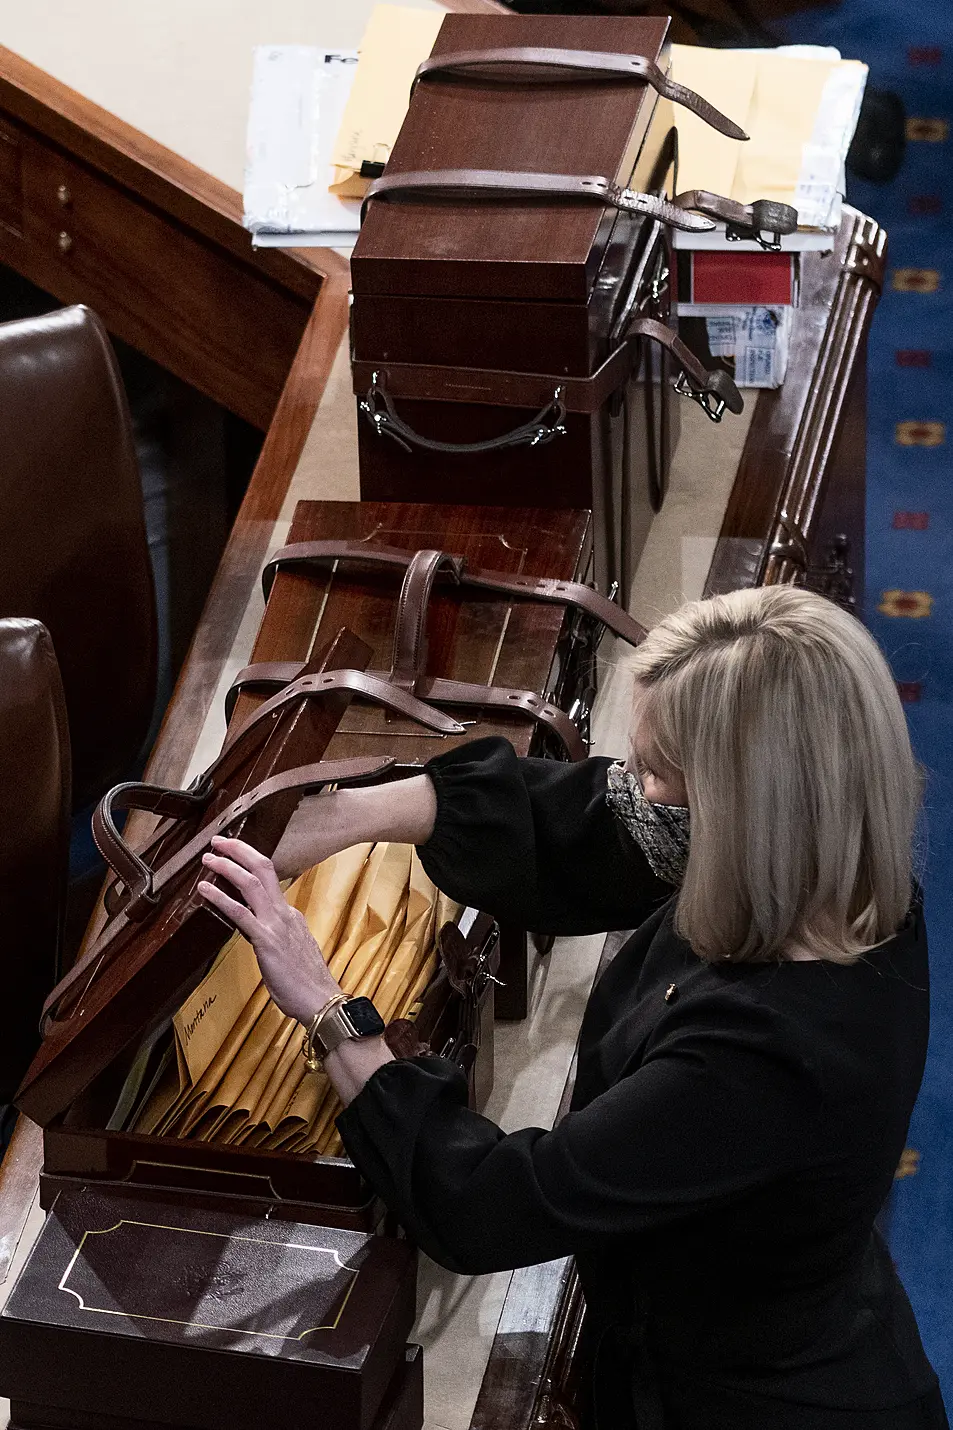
[{"x1": 605, "y1": 761, "x2": 691, "y2": 886}]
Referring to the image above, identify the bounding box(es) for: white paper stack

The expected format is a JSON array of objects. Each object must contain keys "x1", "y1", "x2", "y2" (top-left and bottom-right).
[{"x1": 243, "y1": 46, "x2": 361, "y2": 249}]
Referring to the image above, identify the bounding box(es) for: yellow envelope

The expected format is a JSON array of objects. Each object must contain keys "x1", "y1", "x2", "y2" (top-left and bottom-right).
[
  {"x1": 670, "y1": 45, "x2": 856, "y2": 213},
  {"x1": 669, "y1": 45, "x2": 757, "y2": 200},
  {"x1": 330, "y1": 5, "x2": 444, "y2": 197},
  {"x1": 172, "y1": 930, "x2": 262, "y2": 1085}
]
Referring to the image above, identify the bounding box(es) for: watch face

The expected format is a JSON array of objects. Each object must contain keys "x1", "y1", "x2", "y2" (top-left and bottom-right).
[{"x1": 344, "y1": 997, "x2": 386, "y2": 1037}]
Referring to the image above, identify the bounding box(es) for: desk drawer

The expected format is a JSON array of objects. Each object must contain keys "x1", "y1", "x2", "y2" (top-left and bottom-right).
[{"x1": 0, "y1": 111, "x2": 313, "y2": 429}]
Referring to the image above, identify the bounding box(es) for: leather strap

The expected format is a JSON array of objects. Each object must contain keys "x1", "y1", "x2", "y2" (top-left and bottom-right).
[
  {"x1": 360, "y1": 376, "x2": 567, "y2": 456},
  {"x1": 224, "y1": 662, "x2": 587, "y2": 761},
  {"x1": 391, "y1": 550, "x2": 463, "y2": 690},
  {"x1": 261, "y1": 541, "x2": 648, "y2": 646},
  {"x1": 412, "y1": 47, "x2": 748, "y2": 141},
  {"x1": 621, "y1": 316, "x2": 744, "y2": 421},
  {"x1": 352, "y1": 345, "x2": 631, "y2": 416},
  {"x1": 362, "y1": 170, "x2": 716, "y2": 233},
  {"x1": 221, "y1": 666, "x2": 465, "y2": 751},
  {"x1": 672, "y1": 189, "x2": 798, "y2": 250},
  {"x1": 42, "y1": 756, "x2": 396, "y2": 1029},
  {"x1": 414, "y1": 677, "x2": 586, "y2": 760},
  {"x1": 98, "y1": 671, "x2": 463, "y2": 920}
]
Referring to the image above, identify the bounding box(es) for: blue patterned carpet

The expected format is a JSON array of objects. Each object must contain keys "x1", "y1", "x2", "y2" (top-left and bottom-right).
[{"x1": 778, "y1": 0, "x2": 953, "y2": 1400}]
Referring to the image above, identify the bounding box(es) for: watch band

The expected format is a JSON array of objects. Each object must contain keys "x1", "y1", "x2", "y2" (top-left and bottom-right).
[
  {"x1": 302, "y1": 993, "x2": 348, "y2": 1072},
  {"x1": 303, "y1": 995, "x2": 386, "y2": 1070}
]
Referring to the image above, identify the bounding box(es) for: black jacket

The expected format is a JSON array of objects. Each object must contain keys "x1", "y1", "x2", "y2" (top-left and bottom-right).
[{"x1": 338, "y1": 738, "x2": 946, "y2": 1429}]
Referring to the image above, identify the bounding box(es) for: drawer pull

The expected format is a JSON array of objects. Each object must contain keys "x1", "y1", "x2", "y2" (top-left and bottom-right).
[
  {"x1": 57, "y1": 230, "x2": 73, "y2": 254},
  {"x1": 56, "y1": 184, "x2": 71, "y2": 207}
]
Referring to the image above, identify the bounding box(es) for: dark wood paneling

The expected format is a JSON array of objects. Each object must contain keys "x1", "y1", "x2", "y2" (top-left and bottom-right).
[
  {"x1": 0, "y1": 45, "x2": 327, "y2": 294},
  {"x1": 0, "y1": 114, "x2": 311, "y2": 430}
]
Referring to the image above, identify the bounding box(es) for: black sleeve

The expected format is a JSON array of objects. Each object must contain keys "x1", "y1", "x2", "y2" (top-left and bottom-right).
[
  {"x1": 416, "y1": 736, "x2": 672, "y2": 935},
  {"x1": 337, "y1": 997, "x2": 821, "y2": 1276}
]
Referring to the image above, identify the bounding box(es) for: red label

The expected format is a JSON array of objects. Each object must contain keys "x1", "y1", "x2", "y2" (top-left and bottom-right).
[
  {"x1": 892, "y1": 511, "x2": 930, "y2": 529},
  {"x1": 897, "y1": 682, "x2": 923, "y2": 703},
  {"x1": 689, "y1": 251, "x2": 795, "y2": 305},
  {"x1": 908, "y1": 46, "x2": 943, "y2": 65},
  {"x1": 908, "y1": 195, "x2": 944, "y2": 215}
]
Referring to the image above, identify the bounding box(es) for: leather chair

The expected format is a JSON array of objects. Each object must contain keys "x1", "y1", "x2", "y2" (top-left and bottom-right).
[
  {"x1": 0, "y1": 619, "x2": 70, "y2": 1104},
  {"x1": 0, "y1": 305, "x2": 157, "y2": 811}
]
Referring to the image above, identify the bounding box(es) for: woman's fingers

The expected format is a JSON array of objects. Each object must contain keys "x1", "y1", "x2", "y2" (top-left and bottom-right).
[
  {"x1": 201, "y1": 851, "x2": 268, "y2": 912},
  {"x1": 197, "y1": 879, "x2": 258, "y2": 940},
  {"x1": 210, "y1": 837, "x2": 286, "y2": 904}
]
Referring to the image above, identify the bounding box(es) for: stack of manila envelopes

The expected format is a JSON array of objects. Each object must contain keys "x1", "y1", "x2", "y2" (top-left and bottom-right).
[
  {"x1": 121, "y1": 844, "x2": 458, "y2": 1161},
  {"x1": 670, "y1": 44, "x2": 868, "y2": 250}
]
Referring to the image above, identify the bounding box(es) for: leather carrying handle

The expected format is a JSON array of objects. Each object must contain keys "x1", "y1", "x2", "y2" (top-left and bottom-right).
[
  {"x1": 97, "y1": 671, "x2": 465, "y2": 917},
  {"x1": 44, "y1": 755, "x2": 397, "y2": 1029},
  {"x1": 412, "y1": 47, "x2": 748, "y2": 142},
  {"x1": 261, "y1": 540, "x2": 648, "y2": 646},
  {"x1": 351, "y1": 347, "x2": 630, "y2": 416},
  {"x1": 362, "y1": 170, "x2": 716, "y2": 234},
  {"x1": 359, "y1": 317, "x2": 742, "y2": 437},
  {"x1": 391, "y1": 550, "x2": 463, "y2": 690},
  {"x1": 360, "y1": 373, "x2": 568, "y2": 455}
]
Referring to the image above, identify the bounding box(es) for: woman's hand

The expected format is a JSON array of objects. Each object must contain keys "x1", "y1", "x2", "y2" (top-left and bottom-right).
[{"x1": 197, "y1": 836, "x2": 339, "y2": 1025}]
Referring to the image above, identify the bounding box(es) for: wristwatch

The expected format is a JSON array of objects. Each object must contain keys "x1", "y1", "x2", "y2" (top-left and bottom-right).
[{"x1": 302, "y1": 995, "x2": 386, "y2": 1071}]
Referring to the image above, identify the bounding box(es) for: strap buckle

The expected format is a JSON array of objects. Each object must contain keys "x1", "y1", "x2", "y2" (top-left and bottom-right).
[
  {"x1": 674, "y1": 369, "x2": 728, "y2": 423},
  {"x1": 725, "y1": 200, "x2": 798, "y2": 253},
  {"x1": 529, "y1": 385, "x2": 567, "y2": 445}
]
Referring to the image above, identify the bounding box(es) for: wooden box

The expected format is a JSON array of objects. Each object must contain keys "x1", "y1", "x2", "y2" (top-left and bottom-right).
[
  {"x1": 32, "y1": 905, "x2": 498, "y2": 1231},
  {"x1": 16, "y1": 620, "x2": 499, "y2": 1228},
  {"x1": 350, "y1": 14, "x2": 681, "y2": 598},
  {"x1": 233, "y1": 500, "x2": 596, "y2": 1018},
  {"x1": 0, "y1": 1189, "x2": 423, "y2": 1430}
]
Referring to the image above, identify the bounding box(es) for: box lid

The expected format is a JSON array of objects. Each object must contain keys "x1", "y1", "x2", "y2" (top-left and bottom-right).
[
  {"x1": 234, "y1": 501, "x2": 592, "y2": 765},
  {"x1": 351, "y1": 14, "x2": 669, "y2": 305},
  {"x1": 15, "y1": 627, "x2": 379, "y2": 1128},
  {"x1": 0, "y1": 1187, "x2": 417, "y2": 1430}
]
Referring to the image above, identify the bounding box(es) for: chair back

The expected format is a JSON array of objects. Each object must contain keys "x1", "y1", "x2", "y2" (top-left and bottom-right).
[
  {"x1": 0, "y1": 619, "x2": 70, "y2": 1101},
  {"x1": 0, "y1": 305, "x2": 157, "y2": 809}
]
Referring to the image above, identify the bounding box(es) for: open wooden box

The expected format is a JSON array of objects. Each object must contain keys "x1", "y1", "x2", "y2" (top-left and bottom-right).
[
  {"x1": 3, "y1": 622, "x2": 503, "y2": 1429},
  {"x1": 34, "y1": 905, "x2": 499, "y2": 1230},
  {"x1": 14, "y1": 620, "x2": 500, "y2": 1230}
]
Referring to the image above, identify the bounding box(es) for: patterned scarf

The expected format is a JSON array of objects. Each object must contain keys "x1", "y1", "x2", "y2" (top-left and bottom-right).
[{"x1": 605, "y1": 761, "x2": 691, "y2": 886}]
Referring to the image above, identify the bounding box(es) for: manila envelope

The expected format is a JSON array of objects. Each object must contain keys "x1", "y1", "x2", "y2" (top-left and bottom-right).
[{"x1": 329, "y1": 5, "x2": 443, "y2": 197}]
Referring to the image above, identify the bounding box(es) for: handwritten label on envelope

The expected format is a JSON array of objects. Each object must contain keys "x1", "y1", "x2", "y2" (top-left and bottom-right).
[{"x1": 173, "y1": 934, "x2": 262, "y2": 1085}]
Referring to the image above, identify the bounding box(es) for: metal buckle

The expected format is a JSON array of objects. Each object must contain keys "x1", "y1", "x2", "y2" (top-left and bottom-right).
[
  {"x1": 359, "y1": 371, "x2": 389, "y2": 438},
  {"x1": 725, "y1": 222, "x2": 783, "y2": 252},
  {"x1": 674, "y1": 370, "x2": 726, "y2": 422},
  {"x1": 529, "y1": 386, "x2": 568, "y2": 446}
]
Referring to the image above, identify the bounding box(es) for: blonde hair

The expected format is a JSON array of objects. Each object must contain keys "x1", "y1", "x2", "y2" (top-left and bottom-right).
[{"x1": 629, "y1": 586, "x2": 920, "y2": 964}]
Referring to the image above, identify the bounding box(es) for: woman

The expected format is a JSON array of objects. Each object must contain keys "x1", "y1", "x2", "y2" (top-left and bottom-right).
[{"x1": 198, "y1": 586, "x2": 947, "y2": 1430}]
